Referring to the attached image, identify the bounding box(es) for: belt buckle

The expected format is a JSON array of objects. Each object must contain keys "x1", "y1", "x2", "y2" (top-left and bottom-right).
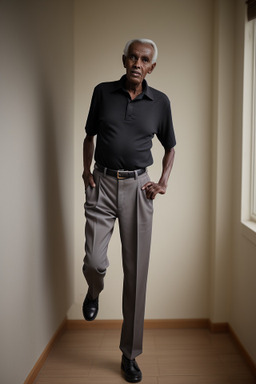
[{"x1": 117, "y1": 170, "x2": 126, "y2": 180}]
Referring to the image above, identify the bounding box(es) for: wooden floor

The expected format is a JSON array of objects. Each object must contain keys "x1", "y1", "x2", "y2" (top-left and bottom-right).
[{"x1": 34, "y1": 328, "x2": 256, "y2": 384}]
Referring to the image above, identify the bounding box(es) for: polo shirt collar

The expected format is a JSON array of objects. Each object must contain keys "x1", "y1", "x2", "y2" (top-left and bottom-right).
[{"x1": 112, "y1": 75, "x2": 154, "y2": 100}]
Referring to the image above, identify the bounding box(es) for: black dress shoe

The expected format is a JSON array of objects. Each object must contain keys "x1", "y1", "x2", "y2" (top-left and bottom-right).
[
  {"x1": 121, "y1": 354, "x2": 142, "y2": 383},
  {"x1": 82, "y1": 293, "x2": 98, "y2": 321}
]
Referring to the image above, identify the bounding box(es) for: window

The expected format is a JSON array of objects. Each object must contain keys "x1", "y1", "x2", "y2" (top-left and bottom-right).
[
  {"x1": 241, "y1": 18, "x2": 256, "y2": 239},
  {"x1": 250, "y1": 20, "x2": 256, "y2": 221},
  {"x1": 242, "y1": 4, "x2": 256, "y2": 244}
]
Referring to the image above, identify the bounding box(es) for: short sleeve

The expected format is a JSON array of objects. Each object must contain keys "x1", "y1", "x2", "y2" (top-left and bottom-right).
[
  {"x1": 156, "y1": 96, "x2": 176, "y2": 149},
  {"x1": 85, "y1": 85, "x2": 100, "y2": 136}
]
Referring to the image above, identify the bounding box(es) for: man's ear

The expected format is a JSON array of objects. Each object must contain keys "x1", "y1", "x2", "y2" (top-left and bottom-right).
[
  {"x1": 148, "y1": 62, "x2": 156, "y2": 74},
  {"x1": 122, "y1": 55, "x2": 127, "y2": 68}
]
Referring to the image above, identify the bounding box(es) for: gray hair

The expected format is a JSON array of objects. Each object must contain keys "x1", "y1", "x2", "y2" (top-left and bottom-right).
[{"x1": 123, "y1": 39, "x2": 158, "y2": 64}]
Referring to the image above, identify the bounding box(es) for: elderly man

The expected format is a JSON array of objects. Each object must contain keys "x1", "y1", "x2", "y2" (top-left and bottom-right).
[{"x1": 82, "y1": 38, "x2": 176, "y2": 383}]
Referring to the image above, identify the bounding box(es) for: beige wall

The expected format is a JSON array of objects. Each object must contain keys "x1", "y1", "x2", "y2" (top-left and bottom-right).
[
  {"x1": 210, "y1": 0, "x2": 234, "y2": 323},
  {"x1": 0, "y1": 1, "x2": 74, "y2": 383},
  {"x1": 210, "y1": 0, "x2": 256, "y2": 364}
]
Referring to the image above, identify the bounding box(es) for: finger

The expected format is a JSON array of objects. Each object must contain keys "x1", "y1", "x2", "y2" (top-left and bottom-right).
[
  {"x1": 150, "y1": 190, "x2": 156, "y2": 200},
  {"x1": 142, "y1": 182, "x2": 152, "y2": 190},
  {"x1": 88, "y1": 175, "x2": 96, "y2": 188},
  {"x1": 148, "y1": 193, "x2": 155, "y2": 200},
  {"x1": 146, "y1": 189, "x2": 154, "y2": 199}
]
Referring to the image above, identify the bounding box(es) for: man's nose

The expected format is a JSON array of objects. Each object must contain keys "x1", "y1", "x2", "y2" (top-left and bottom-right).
[{"x1": 133, "y1": 58, "x2": 141, "y2": 67}]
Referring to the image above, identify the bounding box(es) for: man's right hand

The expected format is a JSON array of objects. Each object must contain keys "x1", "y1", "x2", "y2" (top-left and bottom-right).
[
  {"x1": 83, "y1": 135, "x2": 96, "y2": 189},
  {"x1": 82, "y1": 171, "x2": 96, "y2": 189}
]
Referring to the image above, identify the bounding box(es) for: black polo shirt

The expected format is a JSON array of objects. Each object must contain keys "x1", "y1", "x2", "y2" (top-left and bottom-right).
[{"x1": 85, "y1": 75, "x2": 176, "y2": 170}]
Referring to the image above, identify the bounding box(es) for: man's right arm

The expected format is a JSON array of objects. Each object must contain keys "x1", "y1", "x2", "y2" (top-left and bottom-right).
[{"x1": 82, "y1": 134, "x2": 96, "y2": 188}]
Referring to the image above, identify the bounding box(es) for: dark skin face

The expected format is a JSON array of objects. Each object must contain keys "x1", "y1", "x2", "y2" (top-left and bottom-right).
[{"x1": 122, "y1": 41, "x2": 156, "y2": 98}]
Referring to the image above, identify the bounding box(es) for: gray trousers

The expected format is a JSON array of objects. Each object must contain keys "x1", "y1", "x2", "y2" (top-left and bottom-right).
[{"x1": 83, "y1": 167, "x2": 153, "y2": 359}]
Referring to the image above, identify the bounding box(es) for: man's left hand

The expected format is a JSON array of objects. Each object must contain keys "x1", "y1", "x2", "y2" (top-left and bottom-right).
[{"x1": 142, "y1": 182, "x2": 167, "y2": 200}]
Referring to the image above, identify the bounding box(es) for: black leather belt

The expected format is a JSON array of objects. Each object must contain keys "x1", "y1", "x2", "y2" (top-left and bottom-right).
[{"x1": 96, "y1": 164, "x2": 146, "y2": 179}]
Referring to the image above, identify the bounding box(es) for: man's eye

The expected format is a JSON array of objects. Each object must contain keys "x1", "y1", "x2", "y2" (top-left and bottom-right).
[
  {"x1": 130, "y1": 55, "x2": 136, "y2": 61},
  {"x1": 143, "y1": 58, "x2": 149, "y2": 63}
]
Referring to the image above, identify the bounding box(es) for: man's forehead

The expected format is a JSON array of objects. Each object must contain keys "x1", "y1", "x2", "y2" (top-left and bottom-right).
[{"x1": 128, "y1": 42, "x2": 154, "y2": 56}]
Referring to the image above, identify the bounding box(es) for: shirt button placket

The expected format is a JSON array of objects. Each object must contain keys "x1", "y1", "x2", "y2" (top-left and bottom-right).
[{"x1": 125, "y1": 99, "x2": 133, "y2": 120}]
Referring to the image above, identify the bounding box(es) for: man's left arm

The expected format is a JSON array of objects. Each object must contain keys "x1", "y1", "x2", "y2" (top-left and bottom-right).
[{"x1": 142, "y1": 147, "x2": 175, "y2": 200}]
